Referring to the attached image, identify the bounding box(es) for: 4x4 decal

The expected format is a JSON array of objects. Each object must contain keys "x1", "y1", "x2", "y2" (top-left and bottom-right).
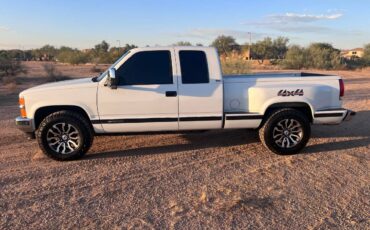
[{"x1": 278, "y1": 89, "x2": 304, "y2": 97}]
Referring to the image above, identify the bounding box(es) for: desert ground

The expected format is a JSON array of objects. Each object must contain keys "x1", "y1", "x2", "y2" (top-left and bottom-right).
[{"x1": 0, "y1": 62, "x2": 369, "y2": 229}]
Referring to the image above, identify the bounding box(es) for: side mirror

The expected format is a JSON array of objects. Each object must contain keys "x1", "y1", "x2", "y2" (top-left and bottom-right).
[{"x1": 107, "y1": 68, "x2": 117, "y2": 89}]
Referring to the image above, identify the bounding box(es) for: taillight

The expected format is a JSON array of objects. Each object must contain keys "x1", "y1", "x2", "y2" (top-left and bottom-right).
[
  {"x1": 339, "y1": 79, "x2": 344, "y2": 99},
  {"x1": 19, "y1": 97, "x2": 27, "y2": 118}
]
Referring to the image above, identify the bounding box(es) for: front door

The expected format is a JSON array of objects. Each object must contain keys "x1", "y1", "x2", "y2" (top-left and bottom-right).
[{"x1": 97, "y1": 49, "x2": 178, "y2": 132}]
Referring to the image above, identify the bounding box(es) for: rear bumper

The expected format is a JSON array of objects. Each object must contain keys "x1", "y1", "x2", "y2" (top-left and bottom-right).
[
  {"x1": 313, "y1": 109, "x2": 355, "y2": 124},
  {"x1": 15, "y1": 116, "x2": 35, "y2": 133},
  {"x1": 343, "y1": 110, "x2": 356, "y2": 121}
]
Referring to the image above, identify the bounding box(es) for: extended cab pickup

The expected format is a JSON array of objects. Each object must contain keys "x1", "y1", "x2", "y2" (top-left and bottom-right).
[{"x1": 15, "y1": 46, "x2": 355, "y2": 160}]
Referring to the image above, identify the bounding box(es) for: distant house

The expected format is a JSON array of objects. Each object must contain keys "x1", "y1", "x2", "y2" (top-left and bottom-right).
[
  {"x1": 340, "y1": 48, "x2": 364, "y2": 59},
  {"x1": 242, "y1": 49, "x2": 251, "y2": 60}
]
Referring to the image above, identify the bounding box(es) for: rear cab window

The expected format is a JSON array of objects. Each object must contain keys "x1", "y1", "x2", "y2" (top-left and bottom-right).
[{"x1": 179, "y1": 51, "x2": 209, "y2": 84}]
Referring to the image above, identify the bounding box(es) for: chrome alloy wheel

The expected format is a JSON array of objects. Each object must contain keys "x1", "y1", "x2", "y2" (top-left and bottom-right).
[
  {"x1": 46, "y1": 123, "x2": 81, "y2": 154},
  {"x1": 272, "y1": 119, "x2": 303, "y2": 148}
]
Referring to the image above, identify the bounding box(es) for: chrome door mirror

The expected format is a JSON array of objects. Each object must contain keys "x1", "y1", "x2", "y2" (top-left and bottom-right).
[{"x1": 107, "y1": 68, "x2": 117, "y2": 89}]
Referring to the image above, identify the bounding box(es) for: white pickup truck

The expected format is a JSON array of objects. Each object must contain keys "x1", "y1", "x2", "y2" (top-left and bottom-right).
[{"x1": 15, "y1": 46, "x2": 355, "y2": 160}]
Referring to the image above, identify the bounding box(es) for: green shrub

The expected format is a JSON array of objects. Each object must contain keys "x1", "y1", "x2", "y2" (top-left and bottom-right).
[
  {"x1": 282, "y1": 43, "x2": 343, "y2": 70},
  {"x1": 57, "y1": 50, "x2": 89, "y2": 65},
  {"x1": 0, "y1": 52, "x2": 26, "y2": 78},
  {"x1": 306, "y1": 43, "x2": 342, "y2": 69},
  {"x1": 43, "y1": 63, "x2": 69, "y2": 82},
  {"x1": 363, "y1": 43, "x2": 370, "y2": 66},
  {"x1": 282, "y1": 45, "x2": 307, "y2": 69}
]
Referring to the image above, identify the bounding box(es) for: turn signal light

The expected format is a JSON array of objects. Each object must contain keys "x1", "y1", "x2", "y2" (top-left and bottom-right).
[{"x1": 19, "y1": 97, "x2": 27, "y2": 118}]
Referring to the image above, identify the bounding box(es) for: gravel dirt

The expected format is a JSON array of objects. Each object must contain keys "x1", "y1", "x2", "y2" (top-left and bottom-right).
[{"x1": 0, "y1": 62, "x2": 369, "y2": 229}]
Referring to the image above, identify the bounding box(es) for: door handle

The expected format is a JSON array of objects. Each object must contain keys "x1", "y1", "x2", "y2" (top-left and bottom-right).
[{"x1": 165, "y1": 91, "x2": 177, "y2": 97}]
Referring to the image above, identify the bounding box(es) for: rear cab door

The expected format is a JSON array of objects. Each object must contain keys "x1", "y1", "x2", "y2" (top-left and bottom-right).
[{"x1": 174, "y1": 47, "x2": 223, "y2": 130}]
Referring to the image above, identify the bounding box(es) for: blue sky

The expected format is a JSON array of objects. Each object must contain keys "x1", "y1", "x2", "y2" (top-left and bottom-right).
[{"x1": 1, "y1": 0, "x2": 369, "y2": 50}]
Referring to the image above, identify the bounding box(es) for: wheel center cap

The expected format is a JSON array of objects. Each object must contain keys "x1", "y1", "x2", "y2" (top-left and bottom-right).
[
  {"x1": 284, "y1": 130, "x2": 290, "y2": 136},
  {"x1": 62, "y1": 134, "x2": 68, "y2": 141}
]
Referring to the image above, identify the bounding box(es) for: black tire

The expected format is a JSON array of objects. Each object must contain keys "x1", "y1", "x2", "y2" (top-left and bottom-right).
[
  {"x1": 259, "y1": 108, "x2": 311, "y2": 155},
  {"x1": 36, "y1": 110, "x2": 94, "y2": 160}
]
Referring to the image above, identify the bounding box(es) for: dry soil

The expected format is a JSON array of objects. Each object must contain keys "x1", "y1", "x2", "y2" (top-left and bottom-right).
[{"x1": 0, "y1": 62, "x2": 369, "y2": 229}]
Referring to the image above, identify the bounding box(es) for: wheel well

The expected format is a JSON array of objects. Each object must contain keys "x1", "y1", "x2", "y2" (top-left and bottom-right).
[
  {"x1": 34, "y1": 106, "x2": 91, "y2": 130},
  {"x1": 261, "y1": 102, "x2": 313, "y2": 127}
]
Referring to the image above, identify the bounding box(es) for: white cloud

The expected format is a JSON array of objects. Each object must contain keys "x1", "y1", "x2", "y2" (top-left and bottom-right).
[
  {"x1": 243, "y1": 12, "x2": 344, "y2": 35},
  {"x1": 178, "y1": 28, "x2": 266, "y2": 40},
  {"x1": 0, "y1": 26, "x2": 10, "y2": 32},
  {"x1": 244, "y1": 12, "x2": 343, "y2": 26},
  {"x1": 273, "y1": 25, "x2": 335, "y2": 33},
  {"x1": 272, "y1": 13, "x2": 343, "y2": 23}
]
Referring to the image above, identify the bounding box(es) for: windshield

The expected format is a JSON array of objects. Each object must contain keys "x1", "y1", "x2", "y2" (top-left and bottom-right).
[{"x1": 95, "y1": 50, "x2": 131, "y2": 81}]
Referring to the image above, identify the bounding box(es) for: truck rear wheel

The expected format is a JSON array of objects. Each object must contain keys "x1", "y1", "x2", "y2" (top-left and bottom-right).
[
  {"x1": 36, "y1": 110, "x2": 93, "y2": 160},
  {"x1": 259, "y1": 108, "x2": 310, "y2": 155}
]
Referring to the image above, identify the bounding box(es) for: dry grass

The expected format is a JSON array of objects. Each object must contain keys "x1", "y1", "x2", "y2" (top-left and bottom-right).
[{"x1": 221, "y1": 59, "x2": 251, "y2": 75}]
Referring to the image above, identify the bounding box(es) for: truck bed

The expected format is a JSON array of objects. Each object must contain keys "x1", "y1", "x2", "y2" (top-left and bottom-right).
[
  {"x1": 222, "y1": 72, "x2": 343, "y2": 121},
  {"x1": 223, "y1": 72, "x2": 340, "y2": 82}
]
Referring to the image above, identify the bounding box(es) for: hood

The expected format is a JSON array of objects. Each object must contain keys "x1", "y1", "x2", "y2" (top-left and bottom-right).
[{"x1": 20, "y1": 78, "x2": 96, "y2": 96}]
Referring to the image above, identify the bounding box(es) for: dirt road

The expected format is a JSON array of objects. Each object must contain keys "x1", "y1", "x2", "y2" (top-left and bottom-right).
[{"x1": 1, "y1": 63, "x2": 369, "y2": 229}]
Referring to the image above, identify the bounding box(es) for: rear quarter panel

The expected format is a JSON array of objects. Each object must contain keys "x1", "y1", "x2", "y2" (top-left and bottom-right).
[{"x1": 224, "y1": 76, "x2": 343, "y2": 124}]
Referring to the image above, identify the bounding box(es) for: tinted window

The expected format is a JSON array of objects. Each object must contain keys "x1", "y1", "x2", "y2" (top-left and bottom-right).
[
  {"x1": 179, "y1": 51, "x2": 209, "y2": 84},
  {"x1": 116, "y1": 51, "x2": 173, "y2": 85}
]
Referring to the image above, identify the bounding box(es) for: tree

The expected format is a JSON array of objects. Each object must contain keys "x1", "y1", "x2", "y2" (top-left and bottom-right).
[
  {"x1": 251, "y1": 37, "x2": 274, "y2": 63},
  {"x1": 40, "y1": 45, "x2": 57, "y2": 60},
  {"x1": 273, "y1": 37, "x2": 289, "y2": 59},
  {"x1": 247, "y1": 37, "x2": 289, "y2": 63},
  {"x1": 211, "y1": 35, "x2": 240, "y2": 55},
  {"x1": 363, "y1": 43, "x2": 370, "y2": 66},
  {"x1": 94, "y1": 40, "x2": 110, "y2": 53},
  {"x1": 282, "y1": 45, "x2": 307, "y2": 69},
  {"x1": 174, "y1": 41, "x2": 192, "y2": 46},
  {"x1": 56, "y1": 47, "x2": 89, "y2": 65},
  {"x1": 281, "y1": 43, "x2": 342, "y2": 70},
  {"x1": 307, "y1": 43, "x2": 341, "y2": 69},
  {"x1": 106, "y1": 43, "x2": 137, "y2": 63}
]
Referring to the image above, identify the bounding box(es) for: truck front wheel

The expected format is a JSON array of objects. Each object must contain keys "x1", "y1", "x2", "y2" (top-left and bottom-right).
[
  {"x1": 36, "y1": 110, "x2": 94, "y2": 160},
  {"x1": 259, "y1": 108, "x2": 311, "y2": 155}
]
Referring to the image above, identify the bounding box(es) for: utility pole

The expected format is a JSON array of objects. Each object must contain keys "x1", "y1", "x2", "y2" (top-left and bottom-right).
[{"x1": 248, "y1": 32, "x2": 252, "y2": 60}]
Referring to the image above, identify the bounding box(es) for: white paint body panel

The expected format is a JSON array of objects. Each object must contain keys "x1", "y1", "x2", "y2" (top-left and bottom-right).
[
  {"x1": 19, "y1": 46, "x2": 347, "y2": 134},
  {"x1": 19, "y1": 78, "x2": 101, "y2": 131},
  {"x1": 174, "y1": 47, "x2": 223, "y2": 130},
  {"x1": 97, "y1": 48, "x2": 179, "y2": 132},
  {"x1": 223, "y1": 73, "x2": 344, "y2": 127}
]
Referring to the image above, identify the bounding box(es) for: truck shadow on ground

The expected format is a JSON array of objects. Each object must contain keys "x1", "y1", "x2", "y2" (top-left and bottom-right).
[
  {"x1": 85, "y1": 130, "x2": 260, "y2": 160},
  {"x1": 85, "y1": 111, "x2": 370, "y2": 160},
  {"x1": 304, "y1": 110, "x2": 370, "y2": 154}
]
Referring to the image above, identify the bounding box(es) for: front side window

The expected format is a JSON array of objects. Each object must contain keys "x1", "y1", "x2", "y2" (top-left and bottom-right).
[
  {"x1": 116, "y1": 51, "x2": 173, "y2": 85},
  {"x1": 179, "y1": 51, "x2": 209, "y2": 84}
]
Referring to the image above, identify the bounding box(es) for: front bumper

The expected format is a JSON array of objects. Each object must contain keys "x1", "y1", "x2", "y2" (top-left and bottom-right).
[{"x1": 15, "y1": 116, "x2": 34, "y2": 133}]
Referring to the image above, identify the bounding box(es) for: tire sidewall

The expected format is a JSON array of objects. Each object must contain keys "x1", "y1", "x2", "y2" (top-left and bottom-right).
[
  {"x1": 38, "y1": 115, "x2": 87, "y2": 160},
  {"x1": 264, "y1": 110, "x2": 310, "y2": 155}
]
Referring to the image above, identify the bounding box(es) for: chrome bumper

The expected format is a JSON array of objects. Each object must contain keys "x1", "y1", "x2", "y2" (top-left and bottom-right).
[
  {"x1": 15, "y1": 116, "x2": 34, "y2": 133},
  {"x1": 343, "y1": 110, "x2": 356, "y2": 121}
]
